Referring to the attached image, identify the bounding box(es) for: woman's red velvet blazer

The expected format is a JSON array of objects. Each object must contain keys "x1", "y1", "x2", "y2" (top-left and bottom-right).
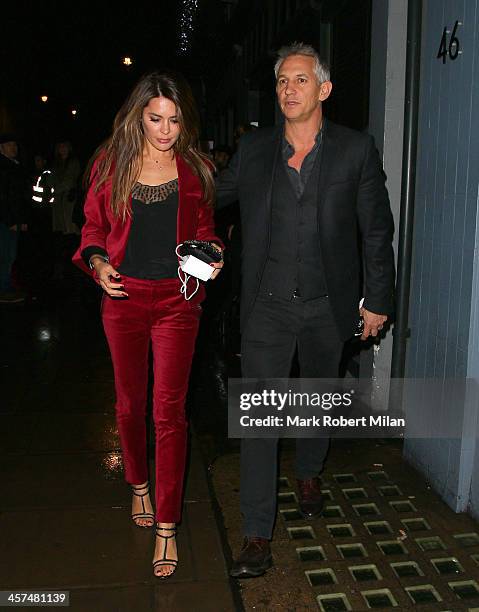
[{"x1": 72, "y1": 154, "x2": 222, "y2": 303}]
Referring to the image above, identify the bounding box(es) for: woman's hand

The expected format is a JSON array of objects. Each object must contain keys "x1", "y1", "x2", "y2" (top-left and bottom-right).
[
  {"x1": 92, "y1": 258, "x2": 128, "y2": 297},
  {"x1": 209, "y1": 243, "x2": 224, "y2": 280}
]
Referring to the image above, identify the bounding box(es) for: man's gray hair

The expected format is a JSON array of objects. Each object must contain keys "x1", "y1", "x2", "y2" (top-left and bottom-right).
[{"x1": 274, "y1": 42, "x2": 330, "y2": 84}]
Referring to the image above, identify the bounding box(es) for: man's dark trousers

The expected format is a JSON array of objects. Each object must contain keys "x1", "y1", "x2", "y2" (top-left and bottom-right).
[{"x1": 240, "y1": 292, "x2": 343, "y2": 539}]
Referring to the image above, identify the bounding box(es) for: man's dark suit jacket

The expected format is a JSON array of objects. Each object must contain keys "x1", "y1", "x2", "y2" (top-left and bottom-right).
[{"x1": 216, "y1": 118, "x2": 395, "y2": 341}]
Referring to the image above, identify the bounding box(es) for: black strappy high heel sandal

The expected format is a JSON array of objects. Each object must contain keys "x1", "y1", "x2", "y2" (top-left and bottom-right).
[
  {"x1": 153, "y1": 525, "x2": 178, "y2": 578},
  {"x1": 131, "y1": 483, "x2": 155, "y2": 528}
]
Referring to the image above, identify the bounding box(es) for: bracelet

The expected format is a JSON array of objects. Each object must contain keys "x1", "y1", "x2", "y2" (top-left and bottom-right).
[{"x1": 88, "y1": 254, "x2": 110, "y2": 270}]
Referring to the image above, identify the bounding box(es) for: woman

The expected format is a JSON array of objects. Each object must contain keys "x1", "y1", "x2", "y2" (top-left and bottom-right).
[{"x1": 73, "y1": 71, "x2": 223, "y2": 578}]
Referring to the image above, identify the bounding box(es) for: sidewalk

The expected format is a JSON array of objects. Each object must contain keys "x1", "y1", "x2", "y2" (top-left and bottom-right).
[
  {"x1": 212, "y1": 439, "x2": 479, "y2": 611},
  {"x1": 0, "y1": 284, "x2": 239, "y2": 612}
]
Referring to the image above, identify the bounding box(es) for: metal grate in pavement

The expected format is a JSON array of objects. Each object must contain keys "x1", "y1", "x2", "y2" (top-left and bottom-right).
[{"x1": 276, "y1": 461, "x2": 479, "y2": 610}]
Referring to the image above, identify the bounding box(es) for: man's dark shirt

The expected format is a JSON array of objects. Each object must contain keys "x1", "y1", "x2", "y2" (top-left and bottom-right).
[
  {"x1": 259, "y1": 127, "x2": 327, "y2": 300},
  {"x1": 282, "y1": 128, "x2": 323, "y2": 198}
]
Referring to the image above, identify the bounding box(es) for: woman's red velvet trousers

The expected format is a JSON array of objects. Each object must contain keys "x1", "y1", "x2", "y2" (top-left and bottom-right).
[{"x1": 101, "y1": 276, "x2": 201, "y2": 523}]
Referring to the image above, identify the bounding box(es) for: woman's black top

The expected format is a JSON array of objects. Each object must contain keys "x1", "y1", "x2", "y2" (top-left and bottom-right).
[{"x1": 118, "y1": 179, "x2": 179, "y2": 279}]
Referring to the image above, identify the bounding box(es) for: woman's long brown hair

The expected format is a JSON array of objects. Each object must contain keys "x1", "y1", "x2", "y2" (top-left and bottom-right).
[{"x1": 93, "y1": 71, "x2": 215, "y2": 220}]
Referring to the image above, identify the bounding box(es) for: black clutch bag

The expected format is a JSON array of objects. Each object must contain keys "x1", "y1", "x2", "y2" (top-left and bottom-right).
[{"x1": 177, "y1": 240, "x2": 223, "y2": 264}]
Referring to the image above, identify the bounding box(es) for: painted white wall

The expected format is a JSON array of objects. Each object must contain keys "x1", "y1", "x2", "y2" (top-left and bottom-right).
[{"x1": 364, "y1": 0, "x2": 408, "y2": 409}]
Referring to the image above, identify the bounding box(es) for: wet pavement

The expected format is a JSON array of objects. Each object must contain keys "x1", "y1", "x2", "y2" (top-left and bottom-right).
[
  {"x1": 0, "y1": 268, "x2": 240, "y2": 612},
  {"x1": 2, "y1": 265, "x2": 479, "y2": 612}
]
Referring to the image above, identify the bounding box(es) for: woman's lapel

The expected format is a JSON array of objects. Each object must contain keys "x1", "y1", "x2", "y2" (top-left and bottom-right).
[{"x1": 176, "y1": 154, "x2": 202, "y2": 244}]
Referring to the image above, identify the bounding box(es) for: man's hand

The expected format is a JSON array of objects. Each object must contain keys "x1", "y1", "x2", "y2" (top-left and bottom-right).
[
  {"x1": 209, "y1": 243, "x2": 224, "y2": 280},
  {"x1": 360, "y1": 307, "x2": 387, "y2": 340},
  {"x1": 92, "y1": 258, "x2": 128, "y2": 297}
]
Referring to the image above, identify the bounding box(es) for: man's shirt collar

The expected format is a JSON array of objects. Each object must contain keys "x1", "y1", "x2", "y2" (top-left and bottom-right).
[{"x1": 281, "y1": 126, "x2": 323, "y2": 161}]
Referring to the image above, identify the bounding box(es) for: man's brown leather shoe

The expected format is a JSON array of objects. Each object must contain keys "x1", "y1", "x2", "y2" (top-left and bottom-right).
[
  {"x1": 297, "y1": 477, "x2": 325, "y2": 518},
  {"x1": 229, "y1": 536, "x2": 273, "y2": 578}
]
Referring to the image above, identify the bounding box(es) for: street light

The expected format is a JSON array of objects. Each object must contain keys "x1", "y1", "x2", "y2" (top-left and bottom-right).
[
  {"x1": 71, "y1": 109, "x2": 77, "y2": 116},
  {"x1": 41, "y1": 95, "x2": 48, "y2": 103},
  {"x1": 122, "y1": 56, "x2": 133, "y2": 66}
]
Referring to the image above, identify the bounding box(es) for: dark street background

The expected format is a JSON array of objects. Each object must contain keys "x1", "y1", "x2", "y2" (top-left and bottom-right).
[{"x1": 2, "y1": 1, "x2": 479, "y2": 610}]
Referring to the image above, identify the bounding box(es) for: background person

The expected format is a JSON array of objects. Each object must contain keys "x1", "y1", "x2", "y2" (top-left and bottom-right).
[
  {"x1": 0, "y1": 133, "x2": 30, "y2": 303},
  {"x1": 27, "y1": 152, "x2": 54, "y2": 294},
  {"x1": 52, "y1": 140, "x2": 81, "y2": 237},
  {"x1": 51, "y1": 140, "x2": 81, "y2": 282}
]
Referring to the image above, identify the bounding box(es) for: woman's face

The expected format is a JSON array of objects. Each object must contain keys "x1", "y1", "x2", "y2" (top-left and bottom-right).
[{"x1": 141, "y1": 96, "x2": 181, "y2": 153}]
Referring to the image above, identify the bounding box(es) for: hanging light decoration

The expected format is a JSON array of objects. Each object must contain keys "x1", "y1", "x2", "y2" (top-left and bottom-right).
[{"x1": 179, "y1": 0, "x2": 199, "y2": 54}]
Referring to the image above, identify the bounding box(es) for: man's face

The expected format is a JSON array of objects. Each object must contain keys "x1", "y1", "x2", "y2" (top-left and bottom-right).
[
  {"x1": 214, "y1": 151, "x2": 229, "y2": 170},
  {"x1": 276, "y1": 55, "x2": 331, "y2": 123},
  {"x1": 34, "y1": 155, "x2": 46, "y2": 171},
  {"x1": 0, "y1": 141, "x2": 18, "y2": 160}
]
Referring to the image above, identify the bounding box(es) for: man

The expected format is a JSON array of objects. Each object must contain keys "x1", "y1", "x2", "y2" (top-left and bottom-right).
[
  {"x1": 0, "y1": 134, "x2": 29, "y2": 303},
  {"x1": 216, "y1": 43, "x2": 395, "y2": 578},
  {"x1": 211, "y1": 145, "x2": 232, "y2": 174},
  {"x1": 29, "y1": 154, "x2": 55, "y2": 294}
]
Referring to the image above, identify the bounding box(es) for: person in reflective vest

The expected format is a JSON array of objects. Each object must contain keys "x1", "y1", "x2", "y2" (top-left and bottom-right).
[{"x1": 32, "y1": 154, "x2": 54, "y2": 207}]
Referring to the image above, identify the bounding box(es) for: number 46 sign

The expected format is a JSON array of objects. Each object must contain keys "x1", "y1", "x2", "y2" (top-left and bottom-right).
[{"x1": 437, "y1": 20, "x2": 462, "y2": 64}]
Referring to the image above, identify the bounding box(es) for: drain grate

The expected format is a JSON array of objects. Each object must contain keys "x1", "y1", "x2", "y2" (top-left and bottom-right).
[
  {"x1": 326, "y1": 523, "x2": 355, "y2": 538},
  {"x1": 391, "y1": 561, "x2": 424, "y2": 578},
  {"x1": 377, "y1": 540, "x2": 408, "y2": 556},
  {"x1": 337, "y1": 543, "x2": 368, "y2": 559},
  {"x1": 364, "y1": 521, "x2": 392, "y2": 536},
  {"x1": 361, "y1": 588, "x2": 398, "y2": 608},
  {"x1": 322, "y1": 505, "x2": 345, "y2": 518},
  {"x1": 430, "y1": 557, "x2": 464, "y2": 575},
  {"x1": 405, "y1": 584, "x2": 442, "y2": 604},
  {"x1": 448, "y1": 580, "x2": 479, "y2": 600},
  {"x1": 389, "y1": 500, "x2": 417, "y2": 513},
  {"x1": 377, "y1": 485, "x2": 403, "y2": 497},
  {"x1": 342, "y1": 487, "x2": 368, "y2": 500},
  {"x1": 305, "y1": 568, "x2": 337, "y2": 586},
  {"x1": 333, "y1": 473, "x2": 357, "y2": 484},
  {"x1": 349, "y1": 564, "x2": 382, "y2": 582},
  {"x1": 296, "y1": 545, "x2": 326, "y2": 562},
  {"x1": 367, "y1": 471, "x2": 390, "y2": 481},
  {"x1": 415, "y1": 536, "x2": 446, "y2": 551},
  {"x1": 353, "y1": 503, "x2": 380, "y2": 517},
  {"x1": 400, "y1": 517, "x2": 431, "y2": 532},
  {"x1": 275, "y1": 462, "x2": 479, "y2": 611},
  {"x1": 453, "y1": 532, "x2": 479, "y2": 547},
  {"x1": 280, "y1": 508, "x2": 304, "y2": 522},
  {"x1": 278, "y1": 491, "x2": 298, "y2": 504},
  {"x1": 287, "y1": 526, "x2": 315, "y2": 540},
  {"x1": 316, "y1": 593, "x2": 352, "y2": 611}
]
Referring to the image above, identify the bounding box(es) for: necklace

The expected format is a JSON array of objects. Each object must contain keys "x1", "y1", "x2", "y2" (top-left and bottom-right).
[{"x1": 149, "y1": 154, "x2": 174, "y2": 170}]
